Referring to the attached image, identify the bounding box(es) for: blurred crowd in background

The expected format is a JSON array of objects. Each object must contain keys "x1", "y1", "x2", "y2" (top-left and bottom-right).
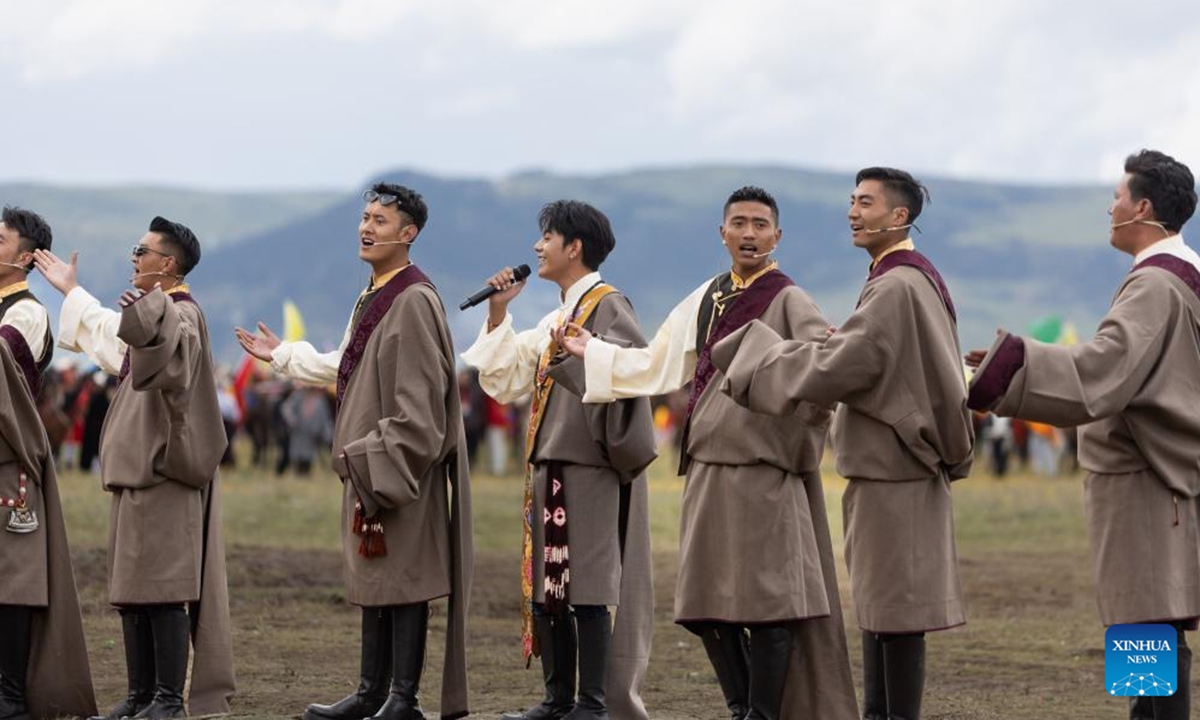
[{"x1": 35, "y1": 359, "x2": 1076, "y2": 480}]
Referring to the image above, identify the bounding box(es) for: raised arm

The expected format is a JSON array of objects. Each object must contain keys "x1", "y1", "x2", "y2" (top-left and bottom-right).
[
  {"x1": 118, "y1": 288, "x2": 202, "y2": 392},
  {"x1": 969, "y1": 271, "x2": 1170, "y2": 425}
]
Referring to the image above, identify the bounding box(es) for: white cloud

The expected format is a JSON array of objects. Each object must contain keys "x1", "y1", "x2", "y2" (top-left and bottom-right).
[{"x1": 2, "y1": 0, "x2": 1199, "y2": 186}]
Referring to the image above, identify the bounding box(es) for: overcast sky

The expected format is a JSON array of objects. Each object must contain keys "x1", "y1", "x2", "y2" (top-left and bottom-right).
[{"x1": 2, "y1": 0, "x2": 1198, "y2": 190}]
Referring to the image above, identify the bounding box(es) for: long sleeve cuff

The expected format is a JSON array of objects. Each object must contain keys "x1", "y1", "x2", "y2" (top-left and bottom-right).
[
  {"x1": 582, "y1": 338, "x2": 618, "y2": 403},
  {"x1": 459, "y1": 313, "x2": 514, "y2": 369},
  {"x1": 57, "y1": 286, "x2": 96, "y2": 352},
  {"x1": 270, "y1": 342, "x2": 295, "y2": 374},
  {"x1": 967, "y1": 332, "x2": 1026, "y2": 411}
]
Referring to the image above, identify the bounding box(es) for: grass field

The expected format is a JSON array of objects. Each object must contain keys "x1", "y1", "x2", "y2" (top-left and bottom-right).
[{"x1": 54, "y1": 452, "x2": 1188, "y2": 719}]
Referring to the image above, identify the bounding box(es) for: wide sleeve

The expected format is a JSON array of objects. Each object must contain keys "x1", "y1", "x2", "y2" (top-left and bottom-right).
[
  {"x1": 712, "y1": 296, "x2": 888, "y2": 416},
  {"x1": 581, "y1": 281, "x2": 707, "y2": 402},
  {"x1": 342, "y1": 289, "x2": 454, "y2": 516},
  {"x1": 460, "y1": 311, "x2": 550, "y2": 404},
  {"x1": 0, "y1": 334, "x2": 49, "y2": 487},
  {"x1": 118, "y1": 289, "x2": 201, "y2": 393},
  {"x1": 270, "y1": 308, "x2": 352, "y2": 385},
  {"x1": 56, "y1": 286, "x2": 127, "y2": 375},
  {"x1": 1, "y1": 298, "x2": 49, "y2": 360},
  {"x1": 971, "y1": 272, "x2": 1170, "y2": 426},
  {"x1": 548, "y1": 295, "x2": 658, "y2": 480}
]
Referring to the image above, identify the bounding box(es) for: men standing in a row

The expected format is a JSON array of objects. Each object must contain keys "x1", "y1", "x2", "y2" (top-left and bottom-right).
[
  {"x1": 35, "y1": 217, "x2": 235, "y2": 720},
  {"x1": 556, "y1": 187, "x2": 859, "y2": 719},
  {"x1": 0, "y1": 206, "x2": 96, "y2": 720},
  {"x1": 968, "y1": 149, "x2": 1200, "y2": 720},
  {"x1": 462, "y1": 200, "x2": 656, "y2": 720},
  {"x1": 236, "y1": 183, "x2": 473, "y2": 720},
  {"x1": 713, "y1": 169, "x2": 973, "y2": 720}
]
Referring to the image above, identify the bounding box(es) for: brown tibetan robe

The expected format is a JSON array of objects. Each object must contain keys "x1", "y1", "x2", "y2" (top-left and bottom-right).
[
  {"x1": 0, "y1": 325, "x2": 97, "y2": 719},
  {"x1": 535, "y1": 291, "x2": 658, "y2": 720},
  {"x1": 101, "y1": 287, "x2": 235, "y2": 715},
  {"x1": 714, "y1": 253, "x2": 973, "y2": 634},
  {"x1": 330, "y1": 275, "x2": 473, "y2": 720},
  {"x1": 970, "y1": 256, "x2": 1200, "y2": 626},
  {"x1": 680, "y1": 278, "x2": 859, "y2": 720}
]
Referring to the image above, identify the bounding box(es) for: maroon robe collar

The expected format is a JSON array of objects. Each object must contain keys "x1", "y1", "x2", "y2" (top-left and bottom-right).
[
  {"x1": 679, "y1": 269, "x2": 794, "y2": 471},
  {"x1": 1133, "y1": 254, "x2": 1200, "y2": 300},
  {"x1": 868, "y1": 249, "x2": 958, "y2": 323},
  {"x1": 336, "y1": 266, "x2": 433, "y2": 409},
  {"x1": 0, "y1": 325, "x2": 40, "y2": 398},
  {"x1": 119, "y1": 292, "x2": 196, "y2": 383}
]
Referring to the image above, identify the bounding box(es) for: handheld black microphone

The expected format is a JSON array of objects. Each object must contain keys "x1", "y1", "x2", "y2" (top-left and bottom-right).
[{"x1": 459, "y1": 264, "x2": 532, "y2": 311}]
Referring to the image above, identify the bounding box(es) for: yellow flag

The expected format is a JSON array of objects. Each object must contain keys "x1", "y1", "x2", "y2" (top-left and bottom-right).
[
  {"x1": 1059, "y1": 321, "x2": 1079, "y2": 346},
  {"x1": 283, "y1": 300, "x2": 306, "y2": 342}
]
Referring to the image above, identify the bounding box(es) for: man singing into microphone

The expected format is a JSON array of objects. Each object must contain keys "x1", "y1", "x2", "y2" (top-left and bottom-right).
[
  {"x1": 968, "y1": 149, "x2": 1200, "y2": 720},
  {"x1": 236, "y1": 182, "x2": 473, "y2": 720},
  {"x1": 709, "y1": 172, "x2": 973, "y2": 720},
  {"x1": 461, "y1": 200, "x2": 656, "y2": 720},
  {"x1": 556, "y1": 186, "x2": 859, "y2": 719},
  {"x1": 34, "y1": 217, "x2": 235, "y2": 720}
]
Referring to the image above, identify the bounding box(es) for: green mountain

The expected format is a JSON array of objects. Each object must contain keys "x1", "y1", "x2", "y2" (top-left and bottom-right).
[{"x1": 8, "y1": 168, "x2": 1154, "y2": 365}]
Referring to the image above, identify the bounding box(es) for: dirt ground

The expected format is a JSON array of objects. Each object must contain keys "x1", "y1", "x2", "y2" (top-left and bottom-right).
[{"x1": 62, "y1": 468, "x2": 1197, "y2": 719}]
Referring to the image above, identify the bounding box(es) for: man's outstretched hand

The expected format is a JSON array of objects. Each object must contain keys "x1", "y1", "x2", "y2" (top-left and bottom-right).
[
  {"x1": 32, "y1": 249, "x2": 79, "y2": 296},
  {"x1": 235, "y1": 322, "x2": 283, "y2": 362},
  {"x1": 554, "y1": 322, "x2": 592, "y2": 358}
]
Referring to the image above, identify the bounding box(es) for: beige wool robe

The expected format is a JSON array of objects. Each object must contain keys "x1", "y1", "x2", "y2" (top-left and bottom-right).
[
  {"x1": 683, "y1": 284, "x2": 859, "y2": 720},
  {"x1": 331, "y1": 280, "x2": 474, "y2": 720},
  {"x1": 463, "y1": 281, "x2": 656, "y2": 720},
  {"x1": 578, "y1": 271, "x2": 859, "y2": 720},
  {"x1": 59, "y1": 286, "x2": 236, "y2": 715},
  {"x1": 0, "y1": 325, "x2": 97, "y2": 719},
  {"x1": 714, "y1": 261, "x2": 973, "y2": 634},
  {"x1": 970, "y1": 257, "x2": 1200, "y2": 626}
]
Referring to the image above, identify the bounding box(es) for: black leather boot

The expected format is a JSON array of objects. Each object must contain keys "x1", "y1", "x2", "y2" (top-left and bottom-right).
[
  {"x1": 502, "y1": 613, "x2": 577, "y2": 720},
  {"x1": 130, "y1": 605, "x2": 189, "y2": 719},
  {"x1": 1127, "y1": 696, "x2": 1154, "y2": 719},
  {"x1": 1146, "y1": 623, "x2": 1190, "y2": 720},
  {"x1": 881, "y1": 633, "x2": 925, "y2": 720},
  {"x1": 744, "y1": 624, "x2": 790, "y2": 720},
  {"x1": 862, "y1": 631, "x2": 888, "y2": 720},
  {"x1": 91, "y1": 609, "x2": 156, "y2": 720},
  {"x1": 700, "y1": 625, "x2": 750, "y2": 720},
  {"x1": 562, "y1": 608, "x2": 611, "y2": 720},
  {"x1": 368, "y1": 603, "x2": 428, "y2": 720},
  {"x1": 0, "y1": 605, "x2": 33, "y2": 720},
  {"x1": 304, "y1": 608, "x2": 393, "y2": 720}
]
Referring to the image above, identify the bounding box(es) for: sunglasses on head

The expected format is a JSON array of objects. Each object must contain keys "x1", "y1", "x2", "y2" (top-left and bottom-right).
[{"x1": 363, "y1": 189, "x2": 405, "y2": 208}]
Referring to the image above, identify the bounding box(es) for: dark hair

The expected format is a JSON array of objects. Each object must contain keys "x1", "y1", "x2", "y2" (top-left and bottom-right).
[
  {"x1": 1, "y1": 206, "x2": 52, "y2": 269},
  {"x1": 855, "y1": 167, "x2": 931, "y2": 224},
  {"x1": 148, "y1": 216, "x2": 201, "y2": 275},
  {"x1": 370, "y1": 182, "x2": 428, "y2": 232},
  {"x1": 1124, "y1": 150, "x2": 1197, "y2": 233},
  {"x1": 723, "y1": 186, "x2": 779, "y2": 224},
  {"x1": 538, "y1": 200, "x2": 616, "y2": 271}
]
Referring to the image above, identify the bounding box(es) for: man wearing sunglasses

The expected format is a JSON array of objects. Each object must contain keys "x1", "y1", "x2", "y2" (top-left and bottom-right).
[
  {"x1": 35, "y1": 217, "x2": 235, "y2": 720},
  {"x1": 711, "y1": 169, "x2": 973, "y2": 720},
  {"x1": 236, "y1": 183, "x2": 473, "y2": 720},
  {"x1": 0, "y1": 206, "x2": 96, "y2": 720}
]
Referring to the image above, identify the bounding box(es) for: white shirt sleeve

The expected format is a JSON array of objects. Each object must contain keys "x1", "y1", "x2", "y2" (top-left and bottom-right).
[
  {"x1": 460, "y1": 310, "x2": 554, "y2": 404},
  {"x1": 269, "y1": 308, "x2": 354, "y2": 385},
  {"x1": 1, "y1": 298, "x2": 50, "y2": 360},
  {"x1": 57, "y1": 286, "x2": 127, "y2": 375},
  {"x1": 581, "y1": 281, "x2": 709, "y2": 402}
]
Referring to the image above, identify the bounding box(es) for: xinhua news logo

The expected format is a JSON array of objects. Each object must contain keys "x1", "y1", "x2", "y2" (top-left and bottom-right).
[{"x1": 1106, "y1": 624, "x2": 1177, "y2": 698}]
